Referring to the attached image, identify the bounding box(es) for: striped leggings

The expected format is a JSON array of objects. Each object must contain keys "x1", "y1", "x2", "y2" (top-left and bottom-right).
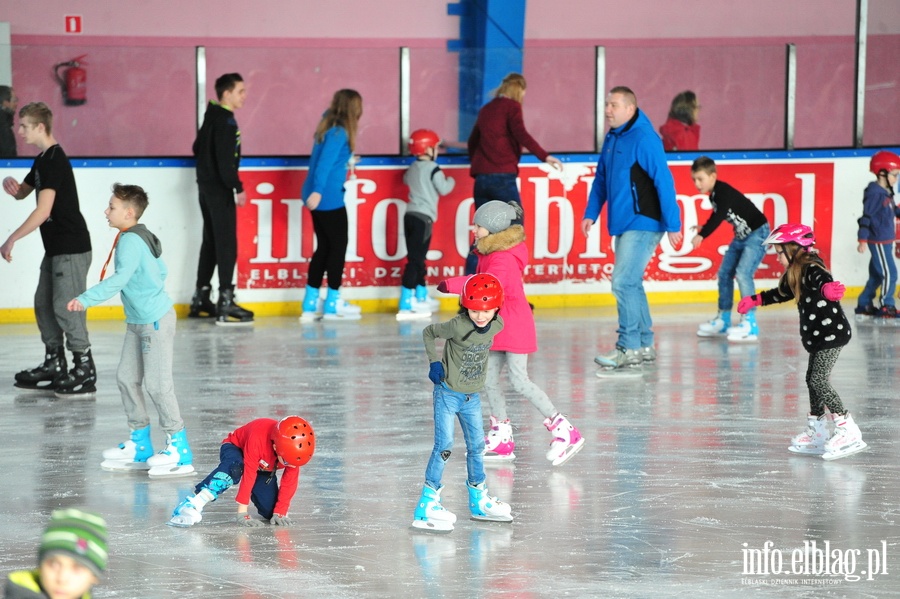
[{"x1": 805, "y1": 347, "x2": 846, "y2": 416}]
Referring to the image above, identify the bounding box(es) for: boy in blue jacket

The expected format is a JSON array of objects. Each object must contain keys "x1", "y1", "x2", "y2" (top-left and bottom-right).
[
  {"x1": 68, "y1": 183, "x2": 194, "y2": 478},
  {"x1": 856, "y1": 150, "x2": 900, "y2": 318}
]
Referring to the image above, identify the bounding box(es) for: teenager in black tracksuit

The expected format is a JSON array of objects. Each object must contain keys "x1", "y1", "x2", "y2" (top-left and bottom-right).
[{"x1": 191, "y1": 73, "x2": 253, "y2": 324}]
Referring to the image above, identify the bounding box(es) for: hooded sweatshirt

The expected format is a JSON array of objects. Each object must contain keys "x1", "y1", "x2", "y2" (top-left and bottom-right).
[
  {"x1": 857, "y1": 181, "x2": 899, "y2": 244},
  {"x1": 193, "y1": 101, "x2": 243, "y2": 193},
  {"x1": 77, "y1": 224, "x2": 174, "y2": 324}
]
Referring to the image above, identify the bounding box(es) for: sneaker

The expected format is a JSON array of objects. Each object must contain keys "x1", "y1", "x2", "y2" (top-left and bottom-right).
[
  {"x1": 639, "y1": 346, "x2": 657, "y2": 363},
  {"x1": 726, "y1": 319, "x2": 759, "y2": 343},
  {"x1": 593, "y1": 347, "x2": 641, "y2": 369},
  {"x1": 697, "y1": 314, "x2": 730, "y2": 337}
]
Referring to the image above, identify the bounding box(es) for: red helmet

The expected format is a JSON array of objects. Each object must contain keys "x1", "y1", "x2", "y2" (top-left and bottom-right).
[
  {"x1": 273, "y1": 416, "x2": 315, "y2": 467},
  {"x1": 764, "y1": 223, "x2": 815, "y2": 247},
  {"x1": 408, "y1": 129, "x2": 440, "y2": 156},
  {"x1": 870, "y1": 150, "x2": 900, "y2": 175},
  {"x1": 460, "y1": 274, "x2": 503, "y2": 310}
]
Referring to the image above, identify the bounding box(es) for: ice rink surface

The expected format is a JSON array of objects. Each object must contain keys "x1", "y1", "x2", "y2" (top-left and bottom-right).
[{"x1": 1, "y1": 304, "x2": 898, "y2": 598}]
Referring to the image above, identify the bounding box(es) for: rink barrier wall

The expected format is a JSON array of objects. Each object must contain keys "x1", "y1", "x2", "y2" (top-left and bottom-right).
[{"x1": 0, "y1": 149, "x2": 895, "y2": 322}]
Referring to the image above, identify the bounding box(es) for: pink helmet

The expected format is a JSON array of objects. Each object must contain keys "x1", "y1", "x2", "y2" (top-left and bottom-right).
[
  {"x1": 764, "y1": 223, "x2": 815, "y2": 247},
  {"x1": 408, "y1": 129, "x2": 440, "y2": 156},
  {"x1": 870, "y1": 150, "x2": 900, "y2": 175}
]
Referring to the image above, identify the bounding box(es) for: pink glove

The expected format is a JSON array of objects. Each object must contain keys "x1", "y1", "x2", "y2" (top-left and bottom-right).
[
  {"x1": 821, "y1": 281, "x2": 845, "y2": 302},
  {"x1": 737, "y1": 295, "x2": 762, "y2": 314},
  {"x1": 436, "y1": 280, "x2": 449, "y2": 294}
]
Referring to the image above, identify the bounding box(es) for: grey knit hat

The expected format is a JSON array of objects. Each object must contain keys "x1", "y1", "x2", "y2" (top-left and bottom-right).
[{"x1": 473, "y1": 201, "x2": 517, "y2": 234}]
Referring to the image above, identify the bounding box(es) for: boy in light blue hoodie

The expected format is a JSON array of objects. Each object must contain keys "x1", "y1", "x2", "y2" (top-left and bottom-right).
[{"x1": 67, "y1": 183, "x2": 194, "y2": 478}]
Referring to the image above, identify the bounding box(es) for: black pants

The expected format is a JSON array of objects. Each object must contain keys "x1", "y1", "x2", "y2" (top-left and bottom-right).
[
  {"x1": 308, "y1": 206, "x2": 349, "y2": 290},
  {"x1": 806, "y1": 347, "x2": 846, "y2": 416},
  {"x1": 402, "y1": 212, "x2": 433, "y2": 289},
  {"x1": 196, "y1": 185, "x2": 237, "y2": 291}
]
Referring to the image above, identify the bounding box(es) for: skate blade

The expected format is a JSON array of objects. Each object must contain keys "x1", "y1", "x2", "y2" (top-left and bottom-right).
[
  {"x1": 13, "y1": 383, "x2": 57, "y2": 393},
  {"x1": 411, "y1": 519, "x2": 454, "y2": 533},
  {"x1": 821, "y1": 441, "x2": 868, "y2": 461},
  {"x1": 215, "y1": 319, "x2": 254, "y2": 327},
  {"x1": 696, "y1": 331, "x2": 727, "y2": 338},
  {"x1": 53, "y1": 389, "x2": 97, "y2": 399},
  {"x1": 470, "y1": 514, "x2": 514, "y2": 523},
  {"x1": 101, "y1": 459, "x2": 151, "y2": 472},
  {"x1": 166, "y1": 515, "x2": 197, "y2": 528},
  {"x1": 148, "y1": 464, "x2": 196, "y2": 479},
  {"x1": 322, "y1": 314, "x2": 362, "y2": 322},
  {"x1": 483, "y1": 452, "x2": 516, "y2": 462},
  {"x1": 550, "y1": 438, "x2": 585, "y2": 467},
  {"x1": 595, "y1": 367, "x2": 642, "y2": 379},
  {"x1": 396, "y1": 311, "x2": 431, "y2": 321},
  {"x1": 727, "y1": 336, "x2": 758, "y2": 343},
  {"x1": 299, "y1": 313, "x2": 322, "y2": 324},
  {"x1": 788, "y1": 445, "x2": 825, "y2": 456}
]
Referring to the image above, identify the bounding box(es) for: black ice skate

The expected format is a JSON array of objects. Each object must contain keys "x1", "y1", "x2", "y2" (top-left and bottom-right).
[
  {"x1": 216, "y1": 287, "x2": 254, "y2": 326},
  {"x1": 54, "y1": 350, "x2": 97, "y2": 398},
  {"x1": 14, "y1": 345, "x2": 67, "y2": 391},
  {"x1": 188, "y1": 285, "x2": 216, "y2": 318}
]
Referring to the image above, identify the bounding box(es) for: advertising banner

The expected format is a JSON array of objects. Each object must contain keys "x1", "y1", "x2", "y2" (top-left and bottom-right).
[{"x1": 237, "y1": 161, "x2": 835, "y2": 290}]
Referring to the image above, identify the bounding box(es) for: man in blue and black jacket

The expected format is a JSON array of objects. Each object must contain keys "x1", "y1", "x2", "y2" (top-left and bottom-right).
[{"x1": 581, "y1": 86, "x2": 683, "y2": 371}]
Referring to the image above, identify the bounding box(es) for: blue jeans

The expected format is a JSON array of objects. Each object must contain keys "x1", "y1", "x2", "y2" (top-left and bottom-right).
[
  {"x1": 858, "y1": 242, "x2": 897, "y2": 309},
  {"x1": 611, "y1": 230, "x2": 664, "y2": 350},
  {"x1": 424, "y1": 383, "x2": 486, "y2": 490},
  {"x1": 717, "y1": 224, "x2": 770, "y2": 311},
  {"x1": 196, "y1": 443, "x2": 280, "y2": 519}
]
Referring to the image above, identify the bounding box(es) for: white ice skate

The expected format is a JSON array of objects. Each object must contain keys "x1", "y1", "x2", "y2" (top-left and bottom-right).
[
  {"x1": 483, "y1": 416, "x2": 516, "y2": 462},
  {"x1": 412, "y1": 485, "x2": 457, "y2": 532},
  {"x1": 167, "y1": 506, "x2": 202, "y2": 528},
  {"x1": 147, "y1": 429, "x2": 196, "y2": 479},
  {"x1": 166, "y1": 488, "x2": 214, "y2": 527},
  {"x1": 822, "y1": 413, "x2": 868, "y2": 461},
  {"x1": 396, "y1": 307, "x2": 432, "y2": 321},
  {"x1": 726, "y1": 315, "x2": 759, "y2": 343},
  {"x1": 697, "y1": 313, "x2": 730, "y2": 337},
  {"x1": 467, "y1": 481, "x2": 513, "y2": 523},
  {"x1": 788, "y1": 413, "x2": 832, "y2": 456},
  {"x1": 100, "y1": 427, "x2": 153, "y2": 472},
  {"x1": 544, "y1": 414, "x2": 585, "y2": 466}
]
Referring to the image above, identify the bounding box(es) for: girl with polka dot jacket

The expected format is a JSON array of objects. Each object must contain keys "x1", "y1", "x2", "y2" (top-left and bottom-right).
[{"x1": 737, "y1": 223, "x2": 867, "y2": 460}]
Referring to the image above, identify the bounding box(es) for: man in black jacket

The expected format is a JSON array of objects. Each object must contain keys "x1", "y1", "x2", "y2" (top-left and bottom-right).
[
  {"x1": 0, "y1": 86, "x2": 17, "y2": 157},
  {"x1": 191, "y1": 72, "x2": 254, "y2": 324}
]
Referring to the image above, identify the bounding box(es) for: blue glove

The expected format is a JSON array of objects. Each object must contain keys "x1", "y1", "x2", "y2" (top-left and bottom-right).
[{"x1": 428, "y1": 362, "x2": 444, "y2": 385}]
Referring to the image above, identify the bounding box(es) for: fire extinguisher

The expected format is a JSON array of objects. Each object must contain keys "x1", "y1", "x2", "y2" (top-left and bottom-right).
[{"x1": 54, "y1": 55, "x2": 88, "y2": 106}]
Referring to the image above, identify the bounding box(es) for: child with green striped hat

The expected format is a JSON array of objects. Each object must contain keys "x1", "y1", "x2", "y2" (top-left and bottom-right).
[{"x1": 3, "y1": 508, "x2": 107, "y2": 599}]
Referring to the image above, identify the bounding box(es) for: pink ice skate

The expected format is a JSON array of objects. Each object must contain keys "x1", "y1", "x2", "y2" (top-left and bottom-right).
[
  {"x1": 483, "y1": 416, "x2": 516, "y2": 462},
  {"x1": 543, "y1": 414, "x2": 585, "y2": 466}
]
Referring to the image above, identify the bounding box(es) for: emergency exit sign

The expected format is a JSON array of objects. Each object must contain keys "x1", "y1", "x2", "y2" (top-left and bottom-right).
[{"x1": 65, "y1": 15, "x2": 83, "y2": 34}]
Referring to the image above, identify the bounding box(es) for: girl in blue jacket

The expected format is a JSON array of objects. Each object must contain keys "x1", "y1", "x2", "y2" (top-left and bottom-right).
[{"x1": 300, "y1": 89, "x2": 363, "y2": 321}]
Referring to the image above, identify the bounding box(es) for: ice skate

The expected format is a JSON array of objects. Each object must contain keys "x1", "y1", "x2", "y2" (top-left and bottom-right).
[
  {"x1": 788, "y1": 413, "x2": 832, "y2": 455},
  {"x1": 413, "y1": 285, "x2": 441, "y2": 312},
  {"x1": 543, "y1": 413, "x2": 585, "y2": 466},
  {"x1": 14, "y1": 346, "x2": 66, "y2": 391},
  {"x1": 467, "y1": 481, "x2": 513, "y2": 523},
  {"x1": 321, "y1": 288, "x2": 361, "y2": 321},
  {"x1": 101, "y1": 425, "x2": 153, "y2": 471},
  {"x1": 697, "y1": 312, "x2": 730, "y2": 337},
  {"x1": 167, "y1": 488, "x2": 215, "y2": 527},
  {"x1": 54, "y1": 350, "x2": 97, "y2": 398},
  {"x1": 147, "y1": 429, "x2": 195, "y2": 478},
  {"x1": 483, "y1": 416, "x2": 515, "y2": 462},
  {"x1": 215, "y1": 287, "x2": 254, "y2": 326},
  {"x1": 594, "y1": 347, "x2": 642, "y2": 378},
  {"x1": 822, "y1": 412, "x2": 868, "y2": 461},
  {"x1": 188, "y1": 285, "x2": 216, "y2": 318},
  {"x1": 854, "y1": 305, "x2": 877, "y2": 322},
  {"x1": 412, "y1": 485, "x2": 456, "y2": 532},
  {"x1": 726, "y1": 312, "x2": 758, "y2": 343},
  {"x1": 299, "y1": 286, "x2": 322, "y2": 323},
  {"x1": 639, "y1": 346, "x2": 657, "y2": 363},
  {"x1": 396, "y1": 286, "x2": 431, "y2": 321}
]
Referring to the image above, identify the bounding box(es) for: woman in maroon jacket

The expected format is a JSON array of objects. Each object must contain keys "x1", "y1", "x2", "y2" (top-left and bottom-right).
[{"x1": 465, "y1": 73, "x2": 561, "y2": 272}]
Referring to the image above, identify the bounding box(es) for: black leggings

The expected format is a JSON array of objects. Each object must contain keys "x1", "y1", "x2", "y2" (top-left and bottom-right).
[
  {"x1": 401, "y1": 212, "x2": 433, "y2": 289},
  {"x1": 308, "y1": 207, "x2": 349, "y2": 290},
  {"x1": 196, "y1": 186, "x2": 237, "y2": 291},
  {"x1": 805, "y1": 347, "x2": 846, "y2": 416}
]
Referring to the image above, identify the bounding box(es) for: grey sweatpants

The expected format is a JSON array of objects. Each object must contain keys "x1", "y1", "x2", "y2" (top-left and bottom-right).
[
  {"x1": 116, "y1": 309, "x2": 184, "y2": 434},
  {"x1": 35, "y1": 251, "x2": 92, "y2": 352},
  {"x1": 481, "y1": 351, "x2": 557, "y2": 421}
]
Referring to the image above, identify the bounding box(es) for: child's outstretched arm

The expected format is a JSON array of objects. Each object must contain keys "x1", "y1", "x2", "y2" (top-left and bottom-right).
[{"x1": 437, "y1": 276, "x2": 467, "y2": 295}]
